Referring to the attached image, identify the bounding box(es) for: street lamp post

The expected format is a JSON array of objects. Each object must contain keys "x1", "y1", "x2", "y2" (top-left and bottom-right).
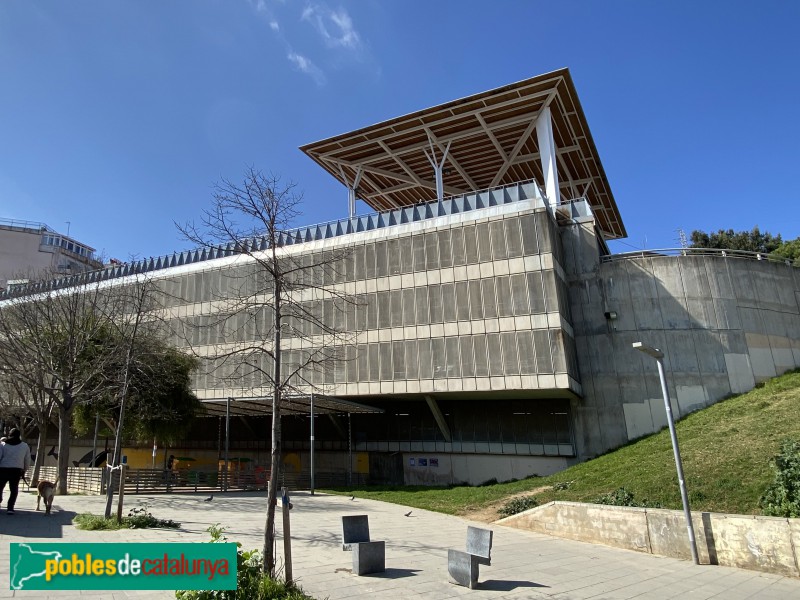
[
  {"x1": 310, "y1": 393, "x2": 315, "y2": 496},
  {"x1": 632, "y1": 342, "x2": 700, "y2": 565}
]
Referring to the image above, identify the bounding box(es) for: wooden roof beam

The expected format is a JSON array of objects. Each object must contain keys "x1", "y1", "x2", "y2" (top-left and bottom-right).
[
  {"x1": 378, "y1": 140, "x2": 429, "y2": 188},
  {"x1": 327, "y1": 156, "x2": 463, "y2": 197},
  {"x1": 313, "y1": 98, "x2": 555, "y2": 165},
  {"x1": 490, "y1": 107, "x2": 546, "y2": 187}
]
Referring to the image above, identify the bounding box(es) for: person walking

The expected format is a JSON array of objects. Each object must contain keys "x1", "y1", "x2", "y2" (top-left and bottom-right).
[{"x1": 0, "y1": 428, "x2": 32, "y2": 514}]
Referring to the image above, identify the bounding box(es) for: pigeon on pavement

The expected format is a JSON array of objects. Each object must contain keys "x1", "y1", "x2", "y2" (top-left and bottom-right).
[
  {"x1": 404, "y1": 511, "x2": 412, "y2": 517},
  {"x1": 204, "y1": 495, "x2": 214, "y2": 502},
  {"x1": 349, "y1": 495, "x2": 355, "y2": 501}
]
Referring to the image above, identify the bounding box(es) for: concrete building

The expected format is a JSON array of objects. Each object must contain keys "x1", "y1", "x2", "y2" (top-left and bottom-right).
[
  {"x1": 0, "y1": 218, "x2": 102, "y2": 290},
  {"x1": 3, "y1": 69, "x2": 799, "y2": 485}
]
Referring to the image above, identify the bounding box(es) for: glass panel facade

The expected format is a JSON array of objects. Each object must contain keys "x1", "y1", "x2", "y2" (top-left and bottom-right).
[{"x1": 349, "y1": 399, "x2": 574, "y2": 457}]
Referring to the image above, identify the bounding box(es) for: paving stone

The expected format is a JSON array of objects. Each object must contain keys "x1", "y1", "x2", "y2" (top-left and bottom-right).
[{"x1": 2, "y1": 490, "x2": 799, "y2": 599}]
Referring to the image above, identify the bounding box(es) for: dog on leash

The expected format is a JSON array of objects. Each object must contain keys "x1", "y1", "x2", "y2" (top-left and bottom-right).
[{"x1": 36, "y1": 479, "x2": 58, "y2": 515}]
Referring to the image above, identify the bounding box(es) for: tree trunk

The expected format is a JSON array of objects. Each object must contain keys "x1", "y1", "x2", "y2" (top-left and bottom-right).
[
  {"x1": 105, "y1": 393, "x2": 130, "y2": 518},
  {"x1": 57, "y1": 403, "x2": 72, "y2": 495},
  {"x1": 264, "y1": 392, "x2": 282, "y2": 576},
  {"x1": 104, "y1": 424, "x2": 125, "y2": 519},
  {"x1": 31, "y1": 422, "x2": 47, "y2": 486},
  {"x1": 104, "y1": 314, "x2": 138, "y2": 519},
  {"x1": 264, "y1": 280, "x2": 282, "y2": 577}
]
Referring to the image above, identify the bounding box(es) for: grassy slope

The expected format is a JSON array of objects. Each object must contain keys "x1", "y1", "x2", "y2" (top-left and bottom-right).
[{"x1": 324, "y1": 369, "x2": 800, "y2": 517}]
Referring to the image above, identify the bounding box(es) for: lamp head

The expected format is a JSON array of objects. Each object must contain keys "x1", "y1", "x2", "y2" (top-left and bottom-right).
[{"x1": 632, "y1": 342, "x2": 664, "y2": 359}]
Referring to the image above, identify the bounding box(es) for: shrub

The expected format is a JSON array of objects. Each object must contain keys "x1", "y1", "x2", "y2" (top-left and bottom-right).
[
  {"x1": 126, "y1": 503, "x2": 181, "y2": 529},
  {"x1": 175, "y1": 524, "x2": 314, "y2": 600},
  {"x1": 594, "y1": 487, "x2": 662, "y2": 508},
  {"x1": 73, "y1": 503, "x2": 180, "y2": 530},
  {"x1": 497, "y1": 496, "x2": 539, "y2": 517},
  {"x1": 760, "y1": 439, "x2": 800, "y2": 517}
]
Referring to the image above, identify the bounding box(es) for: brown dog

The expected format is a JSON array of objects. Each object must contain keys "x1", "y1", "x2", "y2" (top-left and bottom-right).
[{"x1": 36, "y1": 480, "x2": 57, "y2": 514}]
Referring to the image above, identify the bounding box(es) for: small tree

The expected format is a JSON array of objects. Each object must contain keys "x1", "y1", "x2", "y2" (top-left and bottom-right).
[
  {"x1": 74, "y1": 343, "x2": 201, "y2": 446},
  {"x1": 178, "y1": 167, "x2": 355, "y2": 577},
  {"x1": 100, "y1": 274, "x2": 173, "y2": 519}
]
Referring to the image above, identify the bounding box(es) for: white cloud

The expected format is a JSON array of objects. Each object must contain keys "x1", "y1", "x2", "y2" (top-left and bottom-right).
[
  {"x1": 301, "y1": 4, "x2": 361, "y2": 50},
  {"x1": 287, "y1": 52, "x2": 326, "y2": 85},
  {"x1": 245, "y1": 0, "x2": 373, "y2": 84},
  {"x1": 328, "y1": 9, "x2": 359, "y2": 48}
]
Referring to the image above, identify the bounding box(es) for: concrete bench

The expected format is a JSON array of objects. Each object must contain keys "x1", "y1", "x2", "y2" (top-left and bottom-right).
[
  {"x1": 341, "y1": 515, "x2": 385, "y2": 575},
  {"x1": 448, "y1": 526, "x2": 493, "y2": 589}
]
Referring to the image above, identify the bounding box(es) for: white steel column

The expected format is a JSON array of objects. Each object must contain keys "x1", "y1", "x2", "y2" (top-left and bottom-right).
[
  {"x1": 339, "y1": 166, "x2": 363, "y2": 218},
  {"x1": 535, "y1": 105, "x2": 560, "y2": 206},
  {"x1": 423, "y1": 136, "x2": 451, "y2": 203}
]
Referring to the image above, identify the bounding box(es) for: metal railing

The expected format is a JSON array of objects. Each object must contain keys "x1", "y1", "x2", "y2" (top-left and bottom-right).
[
  {"x1": 0, "y1": 217, "x2": 54, "y2": 232},
  {"x1": 26, "y1": 465, "x2": 369, "y2": 495},
  {"x1": 602, "y1": 247, "x2": 797, "y2": 267}
]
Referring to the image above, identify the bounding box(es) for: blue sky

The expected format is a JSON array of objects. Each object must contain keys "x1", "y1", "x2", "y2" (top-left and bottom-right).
[{"x1": 1, "y1": 1, "x2": 798, "y2": 260}]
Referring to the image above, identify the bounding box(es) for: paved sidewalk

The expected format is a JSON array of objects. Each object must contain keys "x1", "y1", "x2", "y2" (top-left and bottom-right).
[{"x1": 2, "y1": 490, "x2": 799, "y2": 599}]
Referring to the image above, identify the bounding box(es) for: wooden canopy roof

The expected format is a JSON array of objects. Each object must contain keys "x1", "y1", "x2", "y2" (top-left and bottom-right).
[
  {"x1": 300, "y1": 68, "x2": 625, "y2": 240},
  {"x1": 201, "y1": 394, "x2": 383, "y2": 417}
]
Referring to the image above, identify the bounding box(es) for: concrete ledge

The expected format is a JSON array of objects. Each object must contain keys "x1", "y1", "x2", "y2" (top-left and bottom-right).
[{"x1": 498, "y1": 501, "x2": 800, "y2": 578}]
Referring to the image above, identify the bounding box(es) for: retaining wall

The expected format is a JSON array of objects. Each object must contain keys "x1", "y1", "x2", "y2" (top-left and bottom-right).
[{"x1": 498, "y1": 501, "x2": 800, "y2": 577}]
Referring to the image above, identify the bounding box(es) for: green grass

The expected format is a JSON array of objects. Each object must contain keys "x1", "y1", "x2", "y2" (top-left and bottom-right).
[
  {"x1": 324, "y1": 369, "x2": 800, "y2": 517},
  {"x1": 325, "y1": 478, "x2": 540, "y2": 515}
]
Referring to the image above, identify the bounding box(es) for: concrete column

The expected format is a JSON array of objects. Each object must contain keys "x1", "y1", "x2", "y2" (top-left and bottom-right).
[{"x1": 424, "y1": 395, "x2": 452, "y2": 442}]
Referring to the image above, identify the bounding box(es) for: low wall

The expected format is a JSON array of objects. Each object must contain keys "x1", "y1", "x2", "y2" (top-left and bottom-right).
[{"x1": 498, "y1": 501, "x2": 800, "y2": 577}]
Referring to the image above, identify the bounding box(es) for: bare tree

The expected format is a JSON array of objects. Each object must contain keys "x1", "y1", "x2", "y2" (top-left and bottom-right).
[
  {"x1": 0, "y1": 361, "x2": 55, "y2": 485},
  {"x1": 178, "y1": 167, "x2": 356, "y2": 577},
  {"x1": 102, "y1": 274, "x2": 167, "y2": 518},
  {"x1": 0, "y1": 279, "x2": 117, "y2": 494}
]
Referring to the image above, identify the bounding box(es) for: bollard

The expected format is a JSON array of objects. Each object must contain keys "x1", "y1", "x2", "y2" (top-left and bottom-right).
[{"x1": 281, "y1": 487, "x2": 293, "y2": 584}]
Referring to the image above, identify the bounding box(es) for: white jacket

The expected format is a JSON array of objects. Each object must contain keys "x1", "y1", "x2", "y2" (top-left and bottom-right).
[{"x1": 0, "y1": 440, "x2": 32, "y2": 470}]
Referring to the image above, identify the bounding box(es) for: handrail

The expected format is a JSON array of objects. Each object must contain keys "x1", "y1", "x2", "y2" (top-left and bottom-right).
[
  {"x1": 602, "y1": 247, "x2": 797, "y2": 266},
  {"x1": 0, "y1": 217, "x2": 54, "y2": 232}
]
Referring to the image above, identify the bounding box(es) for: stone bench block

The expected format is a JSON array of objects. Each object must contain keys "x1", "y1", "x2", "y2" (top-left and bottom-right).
[
  {"x1": 352, "y1": 540, "x2": 386, "y2": 575},
  {"x1": 342, "y1": 514, "x2": 371, "y2": 551},
  {"x1": 448, "y1": 526, "x2": 493, "y2": 588},
  {"x1": 448, "y1": 549, "x2": 481, "y2": 589}
]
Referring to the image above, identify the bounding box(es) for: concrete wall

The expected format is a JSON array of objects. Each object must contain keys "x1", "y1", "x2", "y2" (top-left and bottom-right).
[
  {"x1": 499, "y1": 501, "x2": 800, "y2": 578},
  {"x1": 0, "y1": 226, "x2": 102, "y2": 290},
  {"x1": 0, "y1": 227, "x2": 52, "y2": 289},
  {"x1": 563, "y1": 220, "x2": 800, "y2": 459}
]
